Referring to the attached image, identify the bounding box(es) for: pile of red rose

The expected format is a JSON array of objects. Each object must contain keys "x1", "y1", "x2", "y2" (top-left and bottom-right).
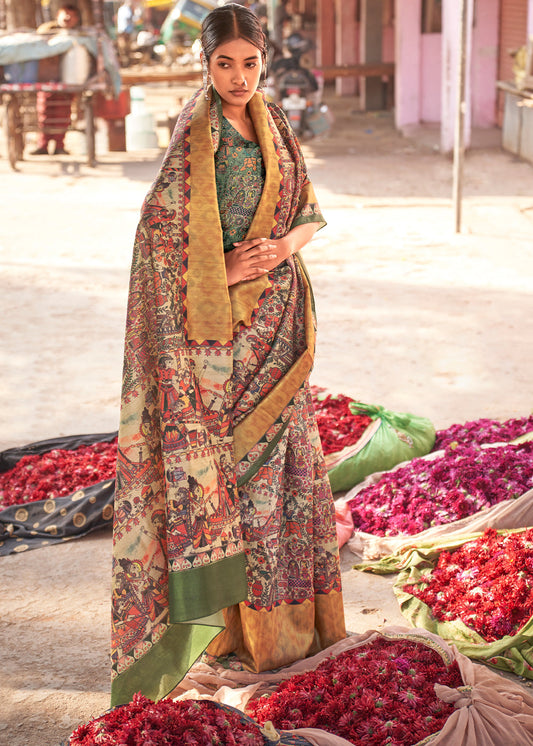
[
  {"x1": 246, "y1": 636, "x2": 462, "y2": 744},
  {"x1": 404, "y1": 526, "x2": 533, "y2": 642},
  {"x1": 311, "y1": 388, "x2": 372, "y2": 455},
  {"x1": 0, "y1": 438, "x2": 118, "y2": 510},
  {"x1": 69, "y1": 696, "x2": 265, "y2": 746},
  {"x1": 69, "y1": 636, "x2": 463, "y2": 746},
  {"x1": 348, "y1": 415, "x2": 533, "y2": 537}
]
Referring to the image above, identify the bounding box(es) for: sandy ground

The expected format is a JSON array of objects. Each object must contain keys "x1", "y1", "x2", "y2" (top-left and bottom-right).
[{"x1": 1, "y1": 84, "x2": 533, "y2": 745}]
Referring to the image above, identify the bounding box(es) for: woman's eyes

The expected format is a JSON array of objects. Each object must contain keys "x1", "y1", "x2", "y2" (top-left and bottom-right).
[{"x1": 216, "y1": 61, "x2": 258, "y2": 69}]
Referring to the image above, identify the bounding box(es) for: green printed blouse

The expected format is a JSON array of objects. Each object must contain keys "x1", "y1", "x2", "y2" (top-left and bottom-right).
[{"x1": 215, "y1": 116, "x2": 265, "y2": 252}]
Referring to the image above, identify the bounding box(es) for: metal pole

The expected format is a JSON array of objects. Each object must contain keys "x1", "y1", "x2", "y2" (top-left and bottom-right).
[{"x1": 452, "y1": 0, "x2": 468, "y2": 233}]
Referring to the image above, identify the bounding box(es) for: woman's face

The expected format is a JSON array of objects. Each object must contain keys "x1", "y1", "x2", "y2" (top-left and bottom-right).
[{"x1": 207, "y1": 37, "x2": 263, "y2": 110}]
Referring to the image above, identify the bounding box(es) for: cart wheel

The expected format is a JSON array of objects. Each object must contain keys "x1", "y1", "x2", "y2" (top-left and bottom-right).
[
  {"x1": 5, "y1": 96, "x2": 24, "y2": 170},
  {"x1": 84, "y1": 95, "x2": 96, "y2": 167}
]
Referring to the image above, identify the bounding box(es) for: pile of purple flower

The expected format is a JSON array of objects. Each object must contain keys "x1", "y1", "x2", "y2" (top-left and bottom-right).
[
  {"x1": 348, "y1": 440, "x2": 533, "y2": 536},
  {"x1": 434, "y1": 415, "x2": 533, "y2": 450}
]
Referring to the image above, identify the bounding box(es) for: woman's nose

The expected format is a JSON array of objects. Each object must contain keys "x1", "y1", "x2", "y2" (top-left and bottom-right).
[{"x1": 232, "y1": 68, "x2": 246, "y2": 84}]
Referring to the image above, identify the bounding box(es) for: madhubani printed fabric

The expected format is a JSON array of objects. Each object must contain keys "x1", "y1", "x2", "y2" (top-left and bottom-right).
[{"x1": 110, "y1": 88, "x2": 345, "y2": 707}]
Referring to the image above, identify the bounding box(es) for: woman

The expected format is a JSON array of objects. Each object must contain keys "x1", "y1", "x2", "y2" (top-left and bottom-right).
[{"x1": 111, "y1": 3, "x2": 345, "y2": 707}]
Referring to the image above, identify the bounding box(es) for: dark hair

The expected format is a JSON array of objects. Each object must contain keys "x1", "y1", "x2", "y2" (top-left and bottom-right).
[
  {"x1": 201, "y1": 3, "x2": 267, "y2": 65},
  {"x1": 59, "y1": 4, "x2": 80, "y2": 13}
]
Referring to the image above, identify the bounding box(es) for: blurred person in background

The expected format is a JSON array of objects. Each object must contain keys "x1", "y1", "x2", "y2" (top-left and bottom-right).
[
  {"x1": 116, "y1": 0, "x2": 135, "y2": 66},
  {"x1": 273, "y1": 0, "x2": 291, "y2": 46},
  {"x1": 31, "y1": 3, "x2": 81, "y2": 156}
]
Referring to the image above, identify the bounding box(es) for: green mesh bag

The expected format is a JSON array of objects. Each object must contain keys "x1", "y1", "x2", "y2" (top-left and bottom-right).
[{"x1": 325, "y1": 403, "x2": 436, "y2": 493}]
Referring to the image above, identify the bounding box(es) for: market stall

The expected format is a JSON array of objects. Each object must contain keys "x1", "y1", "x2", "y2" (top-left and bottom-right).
[
  {"x1": 0, "y1": 1, "x2": 120, "y2": 169},
  {"x1": 498, "y1": 38, "x2": 533, "y2": 166},
  {"x1": 498, "y1": 80, "x2": 533, "y2": 166}
]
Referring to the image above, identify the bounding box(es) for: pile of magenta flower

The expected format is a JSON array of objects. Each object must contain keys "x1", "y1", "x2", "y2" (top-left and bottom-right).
[
  {"x1": 433, "y1": 414, "x2": 533, "y2": 450},
  {"x1": 246, "y1": 636, "x2": 462, "y2": 745},
  {"x1": 0, "y1": 438, "x2": 118, "y2": 509},
  {"x1": 348, "y1": 415, "x2": 533, "y2": 537},
  {"x1": 404, "y1": 527, "x2": 533, "y2": 642}
]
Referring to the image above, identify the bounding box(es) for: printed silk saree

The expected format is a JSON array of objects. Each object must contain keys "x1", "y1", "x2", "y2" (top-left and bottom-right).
[{"x1": 110, "y1": 88, "x2": 346, "y2": 707}]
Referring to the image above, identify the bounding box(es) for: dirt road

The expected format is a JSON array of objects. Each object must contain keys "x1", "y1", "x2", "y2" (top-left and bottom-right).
[{"x1": 1, "y1": 85, "x2": 532, "y2": 745}]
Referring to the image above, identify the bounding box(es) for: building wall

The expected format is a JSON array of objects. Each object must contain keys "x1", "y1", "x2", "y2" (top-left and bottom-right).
[
  {"x1": 471, "y1": 0, "x2": 500, "y2": 127},
  {"x1": 396, "y1": 0, "x2": 499, "y2": 129},
  {"x1": 497, "y1": 0, "x2": 529, "y2": 124},
  {"x1": 317, "y1": 0, "x2": 394, "y2": 98},
  {"x1": 395, "y1": 0, "x2": 422, "y2": 127},
  {"x1": 316, "y1": 0, "x2": 518, "y2": 130},
  {"x1": 499, "y1": 0, "x2": 528, "y2": 83},
  {"x1": 421, "y1": 33, "x2": 442, "y2": 122}
]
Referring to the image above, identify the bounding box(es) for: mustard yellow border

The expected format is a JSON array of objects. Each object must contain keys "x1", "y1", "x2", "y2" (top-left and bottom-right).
[
  {"x1": 186, "y1": 92, "x2": 282, "y2": 342},
  {"x1": 186, "y1": 94, "x2": 233, "y2": 343},
  {"x1": 233, "y1": 257, "x2": 315, "y2": 463}
]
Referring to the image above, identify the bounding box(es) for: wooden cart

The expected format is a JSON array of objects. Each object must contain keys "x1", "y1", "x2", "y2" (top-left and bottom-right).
[
  {"x1": 0, "y1": 0, "x2": 113, "y2": 169},
  {"x1": 1, "y1": 80, "x2": 100, "y2": 169}
]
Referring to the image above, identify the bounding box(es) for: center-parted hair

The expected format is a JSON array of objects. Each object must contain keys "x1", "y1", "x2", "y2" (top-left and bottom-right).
[{"x1": 200, "y1": 3, "x2": 267, "y2": 64}]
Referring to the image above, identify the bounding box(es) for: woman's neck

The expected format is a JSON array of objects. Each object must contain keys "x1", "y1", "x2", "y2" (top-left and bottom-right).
[
  {"x1": 222, "y1": 102, "x2": 258, "y2": 143},
  {"x1": 221, "y1": 100, "x2": 249, "y2": 124}
]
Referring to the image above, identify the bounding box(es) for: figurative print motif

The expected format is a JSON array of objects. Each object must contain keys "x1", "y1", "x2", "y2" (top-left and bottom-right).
[{"x1": 111, "y1": 90, "x2": 338, "y2": 698}]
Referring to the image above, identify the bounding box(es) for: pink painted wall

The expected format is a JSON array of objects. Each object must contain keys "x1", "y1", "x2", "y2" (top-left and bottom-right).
[
  {"x1": 330, "y1": 3, "x2": 393, "y2": 99},
  {"x1": 471, "y1": 0, "x2": 499, "y2": 127},
  {"x1": 395, "y1": 0, "x2": 500, "y2": 129},
  {"x1": 421, "y1": 33, "x2": 442, "y2": 122},
  {"x1": 395, "y1": 0, "x2": 421, "y2": 128},
  {"x1": 316, "y1": 0, "x2": 335, "y2": 67},
  {"x1": 335, "y1": 0, "x2": 358, "y2": 96},
  {"x1": 382, "y1": 24, "x2": 394, "y2": 62}
]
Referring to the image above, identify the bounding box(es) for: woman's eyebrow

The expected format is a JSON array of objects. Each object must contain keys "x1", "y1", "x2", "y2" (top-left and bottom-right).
[{"x1": 215, "y1": 54, "x2": 260, "y2": 61}]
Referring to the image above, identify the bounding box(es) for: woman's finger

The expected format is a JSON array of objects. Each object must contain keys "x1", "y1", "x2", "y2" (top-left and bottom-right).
[
  {"x1": 234, "y1": 238, "x2": 270, "y2": 249},
  {"x1": 243, "y1": 268, "x2": 269, "y2": 280},
  {"x1": 254, "y1": 245, "x2": 276, "y2": 255}
]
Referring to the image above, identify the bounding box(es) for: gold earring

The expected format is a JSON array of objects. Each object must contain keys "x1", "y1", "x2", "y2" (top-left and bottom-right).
[{"x1": 202, "y1": 58, "x2": 210, "y2": 100}]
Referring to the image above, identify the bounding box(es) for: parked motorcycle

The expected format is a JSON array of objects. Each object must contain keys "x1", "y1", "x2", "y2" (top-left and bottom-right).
[{"x1": 267, "y1": 32, "x2": 332, "y2": 138}]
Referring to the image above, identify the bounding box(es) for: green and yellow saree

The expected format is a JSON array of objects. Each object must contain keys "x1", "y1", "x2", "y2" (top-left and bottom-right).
[{"x1": 110, "y1": 88, "x2": 345, "y2": 707}]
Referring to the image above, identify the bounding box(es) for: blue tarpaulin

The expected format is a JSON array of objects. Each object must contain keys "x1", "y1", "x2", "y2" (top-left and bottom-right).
[{"x1": 0, "y1": 30, "x2": 121, "y2": 93}]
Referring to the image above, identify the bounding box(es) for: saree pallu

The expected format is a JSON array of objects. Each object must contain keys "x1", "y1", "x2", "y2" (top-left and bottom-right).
[{"x1": 110, "y1": 88, "x2": 345, "y2": 707}]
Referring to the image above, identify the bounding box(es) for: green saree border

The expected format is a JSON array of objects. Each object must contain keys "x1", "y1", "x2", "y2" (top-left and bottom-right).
[
  {"x1": 111, "y1": 553, "x2": 247, "y2": 707},
  {"x1": 168, "y1": 551, "x2": 247, "y2": 622},
  {"x1": 237, "y1": 414, "x2": 292, "y2": 488},
  {"x1": 110, "y1": 620, "x2": 223, "y2": 707}
]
